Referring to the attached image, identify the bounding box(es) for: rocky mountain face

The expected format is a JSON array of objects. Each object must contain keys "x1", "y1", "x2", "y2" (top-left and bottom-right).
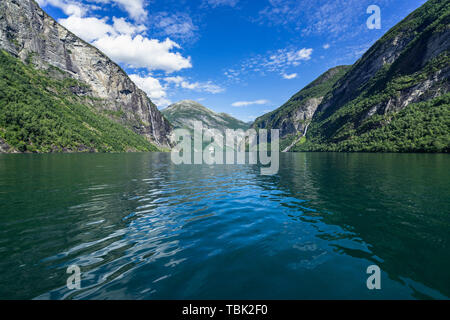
[
  {"x1": 162, "y1": 100, "x2": 250, "y2": 132},
  {"x1": 0, "y1": 49, "x2": 161, "y2": 153},
  {"x1": 312, "y1": 0, "x2": 449, "y2": 132},
  {"x1": 0, "y1": 138, "x2": 14, "y2": 153},
  {"x1": 253, "y1": 66, "x2": 350, "y2": 150},
  {"x1": 257, "y1": 0, "x2": 449, "y2": 153},
  {"x1": 162, "y1": 100, "x2": 250, "y2": 151},
  {"x1": 0, "y1": 0, "x2": 172, "y2": 148}
]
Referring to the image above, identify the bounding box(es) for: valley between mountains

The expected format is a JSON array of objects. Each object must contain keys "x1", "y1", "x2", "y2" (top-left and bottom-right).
[{"x1": 0, "y1": 0, "x2": 448, "y2": 154}]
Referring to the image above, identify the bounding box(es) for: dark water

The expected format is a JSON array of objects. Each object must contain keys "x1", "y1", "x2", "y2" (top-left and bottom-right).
[{"x1": 0, "y1": 153, "x2": 449, "y2": 300}]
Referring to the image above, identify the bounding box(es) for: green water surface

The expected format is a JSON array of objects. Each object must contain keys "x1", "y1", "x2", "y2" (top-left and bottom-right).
[{"x1": 0, "y1": 153, "x2": 448, "y2": 299}]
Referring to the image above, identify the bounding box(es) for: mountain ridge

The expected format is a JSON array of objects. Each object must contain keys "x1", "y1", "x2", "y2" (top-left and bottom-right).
[
  {"x1": 255, "y1": 0, "x2": 449, "y2": 153},
  {"x1": 0, "y1": 0, "x2": 172, "y2": 151},
  {"x1": 162, "y1": 100, "x2": 250, "y2": 133},
  {"x1": 253, "y1": 65, "x2": 351, "y2": 151}
]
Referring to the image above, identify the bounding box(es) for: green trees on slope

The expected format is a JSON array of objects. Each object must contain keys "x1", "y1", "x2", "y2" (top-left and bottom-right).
[
  {"x1": 293, "y1": 93, "x2": 450, "y2": 153},
  {"x1": 286, "y1": 0, "x2": 450, "y2": 153},
  {"x1": 253, "y1": 66, "x2": 351, "y2": 130},
  {"x1": 0, "y1": 50, "x2": 158, "y2": 153}
]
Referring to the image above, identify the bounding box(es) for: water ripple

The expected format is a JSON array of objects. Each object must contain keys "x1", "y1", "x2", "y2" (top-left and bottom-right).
[{"x1": 0, "y1": 153, "x2": 448, "y2": 299}]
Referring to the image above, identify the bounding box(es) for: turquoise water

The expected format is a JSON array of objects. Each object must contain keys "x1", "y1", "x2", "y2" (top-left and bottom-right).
[{"x1": 0, "y1": 153, "x2": 448, "y2": 300}]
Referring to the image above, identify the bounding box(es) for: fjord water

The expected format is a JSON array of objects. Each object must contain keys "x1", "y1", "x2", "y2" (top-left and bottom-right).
[{"x1": 0, "y1": 153, "x2": 448, "y2": 300}]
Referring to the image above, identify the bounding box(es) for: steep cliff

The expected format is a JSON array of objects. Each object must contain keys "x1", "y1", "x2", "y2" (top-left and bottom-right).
[
  {"x1": 0, "y1": 49, "x2": 160, "y2": 153},
  {"x1": 294, "y1": 0, "x2": 450, "y2": 152},
  {"x1": 163, "y1": 100, "x2": 250, "y2": 132},
  {"x1": 256, "y1": 0, "x2": 449, "y2": 153},
  {"x1": 0, "y1": 0, "x2": 172, "y2": 149},
  {"x1": 253, "y1": 66, "x2": 350, "y2": 150}
]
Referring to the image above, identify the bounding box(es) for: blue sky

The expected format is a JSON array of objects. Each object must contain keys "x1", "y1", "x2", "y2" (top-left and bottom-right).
[{"x1": 37, "y1": 0, "x2": 427, "y2": 122}]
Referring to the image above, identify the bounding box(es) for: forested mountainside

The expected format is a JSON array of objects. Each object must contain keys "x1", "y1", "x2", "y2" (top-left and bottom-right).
[
  {"x1": 0, "y1": 50, "x2": 159, "y2": 153},
  {"x1": 256, "y1": 0, "x2": 449, "y2": 153},
  {"x1": 163, "y1": 100, "x2": 250, "y2": 132},
  {"x1": 0, "y1": 0, "x2": 172, "y2": 153},
  {"x1": 253, "y1": 66, "x2": 351, "y2": 151}
]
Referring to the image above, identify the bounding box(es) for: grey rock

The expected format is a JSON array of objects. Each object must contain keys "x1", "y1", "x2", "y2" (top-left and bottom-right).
[
  {"x1": 0, "y1": 138, "x2": 15, "y2": 153},
  {"x1": 162, "y1": 100, "x2": 251, "y2": 151},
  {"x1": 0, "y1": 0, "x2": 172, "y2": 148},
  {"x1": 318, "y1": 17, "x2": 450, "y2": 117},
  {"x1": 162, "y1": 100, "x2": 250, "y2": 133},
  {"x1": 253, "y1": 65, "x2": 350, "y2": 140}
]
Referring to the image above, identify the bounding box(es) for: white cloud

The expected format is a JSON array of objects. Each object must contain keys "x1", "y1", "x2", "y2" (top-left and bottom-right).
[
  {"x1": 224, "y1": 69, "x2": 241, "y2": 82},
  {"x1": 37, "y1": 0, "x2": 87, "y2": 17},
  {"x1": 59, "y1": 15, "x2": 146, "y2": 42},
  {"x1": 112, "y1": 0, "x2": 147, "y2": 22},
  {"x1": 112, "y1": 17, "x2": 146, "y2": 35},
  {"x1": 152, "y1": 12, "x2": 198, "y2": 42},
  {"x1": 226, "y1": 47, "x2": 312, "y2": 81},
  {"x1": 59, "y1": 16, "x2": 115, "y2": 42},
  {"x1": 165, "y1": 76, "x2": 224, "y2": 93},
  {"x1": 59, "y1": 13, "x2": 191, "y2": 74},
  {"x1": 93, "y1": 35, "x2": 192, "y2": 73},
  {"x1": 266, "y1": 48, "x2": 313, "y2": 69},
  {"x1": 282, "y1": 73, "x2": 298, "y2": 79},
  {"x1": 257, "y1": 0, "x2": 393, "y2": 38},
  {"x1": 323, "y1": 43, "x2": 331, "y2": 49},
  {"x1": 232, "y1": 100, "x2": 270, "y2": 107},
  {"x1": 40, "y1": 0, "x2": 209, "y2": 103},
  {"x1": 39, "y1": 0, "x2": 148, "y2": 22},
  {"x1": 129, "y1": 74, "x2": 171, "y2": 107},
  {"x1": 87, "y1": 0, "x2": 148, "y2": 22},
  {"x1": 164, "y1": 76, "x2": 184, "y2": 85},
  {"x1": 203, "y1": 0, "x2": 239, "y2": 8}
]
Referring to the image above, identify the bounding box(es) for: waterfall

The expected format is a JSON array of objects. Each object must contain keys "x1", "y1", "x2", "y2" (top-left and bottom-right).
[
  {"x1": 148, "y1": 104, "x2": 160, "y2": 146},
  {"x1": 282, "y1": 123, "x2": 310, "y2": 153}
]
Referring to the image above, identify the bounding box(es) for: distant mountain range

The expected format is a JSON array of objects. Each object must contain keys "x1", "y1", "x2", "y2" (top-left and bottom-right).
[
  {"x1": 162, "y1": 100, "x2": 250, "y2": 152},
  {"x1": 162, "y1": 100, "x2": 249, "y2": 133},
  {"x1": 0, "y1": 0, "x2": 448, "y2": 154},
  {"x1": 255, "y1": 0, "x2": 449, "y2": 153}
]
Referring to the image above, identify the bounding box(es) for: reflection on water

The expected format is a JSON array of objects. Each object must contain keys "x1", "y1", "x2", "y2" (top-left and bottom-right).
[{"x1": 0, "y1": 153, "x2": 448, "y2": 299}]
